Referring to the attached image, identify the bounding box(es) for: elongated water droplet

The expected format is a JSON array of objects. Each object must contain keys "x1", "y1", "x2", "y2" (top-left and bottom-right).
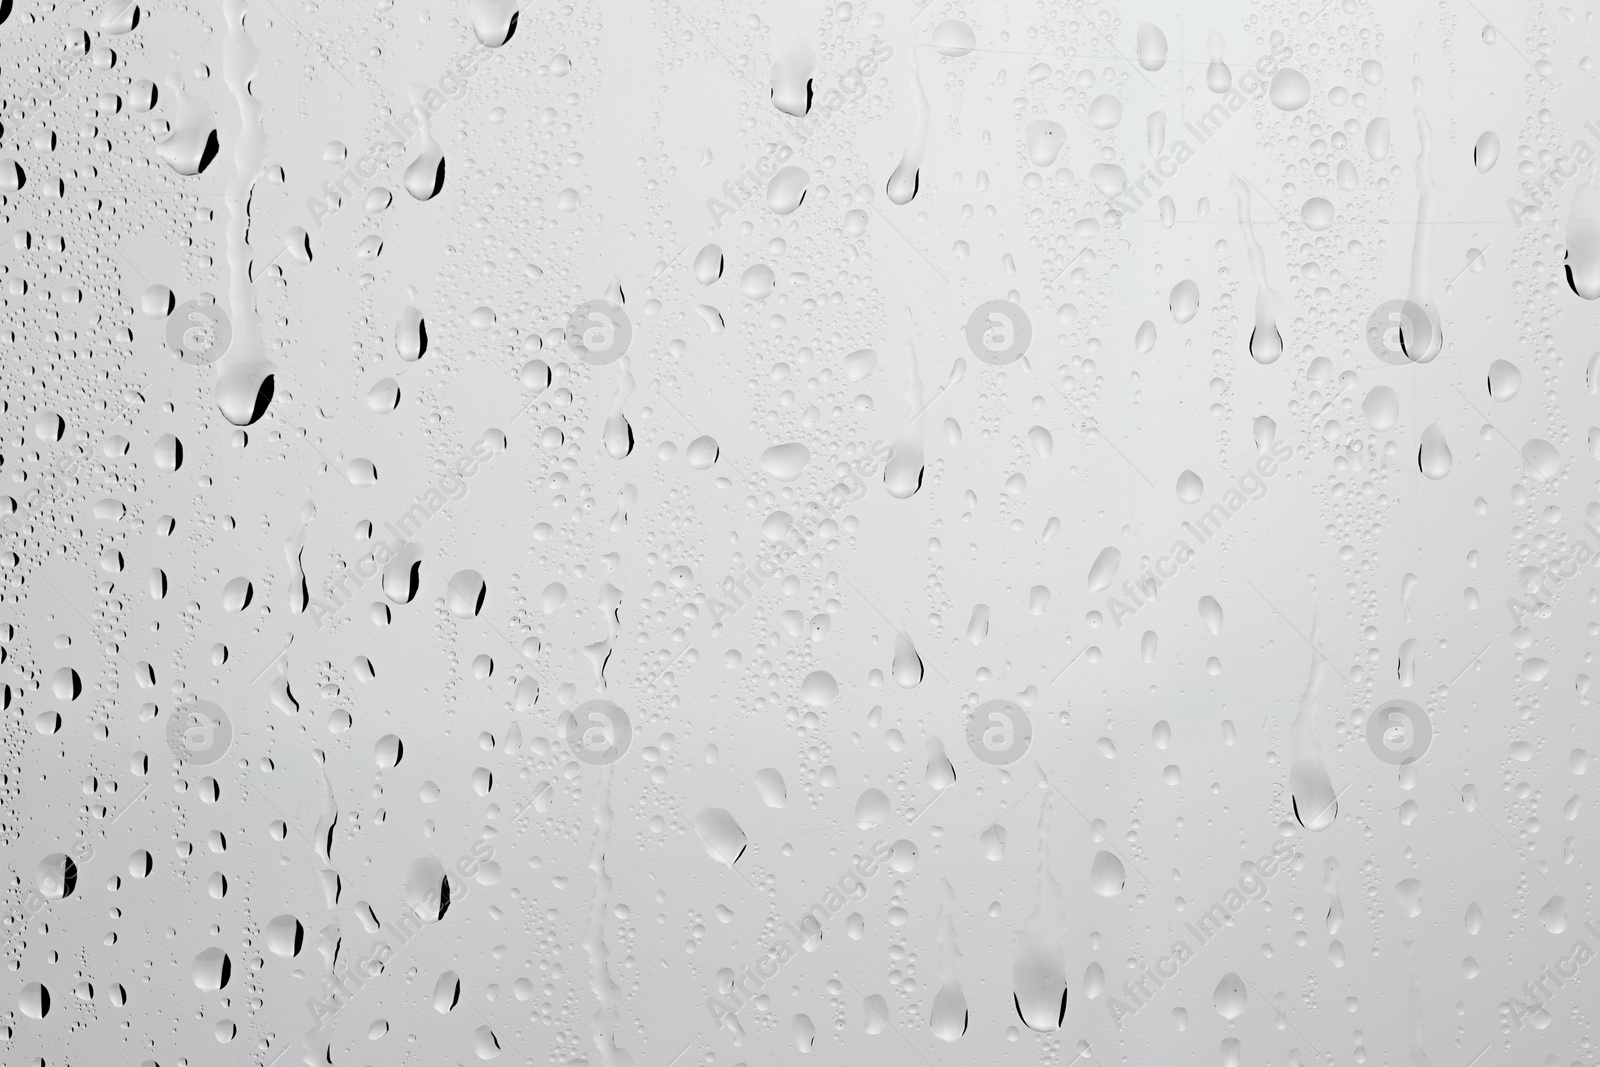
[
  {"x1": 1135, "y1": 23, "x2": 1168, "y2": 71},
  {"x1": 1013, "y1": 791, "x2": 1068, "y2": 1030},
  {"x1": 1087, "y1": 547, "x2": 1121, "y2": 592},
  {"x1": 892, "y1": 631, "x2": 923, "y2": 688},
  {"x1": 404, "y1": 129, "x2": 446, "y2": 201},
  {"x1": 887, "y1": 51, "x2": 930, "y2": 204},
  {"x1": 884, "y1": 342, "x2": 926, "y2": 498},
  {"x1": 1232, "y1": 176, "x2": 1284, "y2": 364},
  {"x1": 1565, "y1": 169, "x2": 1600, "y2": 299},
  {"x1": 770, "y1": 42, "x2": 815, "y2": 116},
  {"x1": 1205, "y1": 31, "x2": 1231, "y2": 92},
  {"x1": 930, "y1": 880, "x2": 969, "y2": 1041},
  {"x1": 1289, "y1": 619, "x2": 1338, "y2": 831},
  {"x1": 1418, "y1": 422, "x2": 1452, "y2": 479}
]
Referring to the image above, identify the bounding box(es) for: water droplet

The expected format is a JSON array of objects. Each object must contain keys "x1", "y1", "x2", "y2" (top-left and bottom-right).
[
  {"x1": 759, "y1": 442, "x2": 810, "y2": 480},
  {"x1": 1170, "y1": 279, "x2": 1200, "y2": 323},
  {"x1": 1088, "y1": 94, "x2": 1122, "y2": 129},
  {"x1": 693, "y1": 243, "x2": 723, "y2": 284},
  {"x1": 1024, "y1": 120, "x2": 1067, "y2": 167},
  {"x1": 892, "y1": 631, "x2": 924, "y2": 688},
  {"x1": 1088, "y1": 547, "x2": 1121, "y2": 592},
  {"x1": 1565, "y1": 172, "x2": 1600, "y2": 299},
  {"x1": 1474, "y1": 131, "x2": 1500, "y2": 172},
  {"x1": 1365, "y1": 117, "x2": 1392, "y2": 160},
  {"x1": 468, "y1": 0, "x2": 520, "y2": 46},
  {"x1": 1214, "y1": 972, "x2": 1247, "y2": 1019},
  {"x1": 1088, "y1": 850, "x2": 1125, "y2": 897},
  {"x1": 403, "y1": 130, "x2": 446, "y2": 200},
  {"x1": 1301, "y1": 196, "x2": 1334, "y2": 230},
  {"x1": 1418, "y1": 422, "x2": 1452, "y2": 479},
  {"x1": 770, "y1": 43, "x2": 815, "y2": 116},
  {"x1": 766, "y1": 166, "x2": 809, "y2": 215},
  {"x1": 694, "y1": 808, "x2": 747, "y2": 866},
  {"x1": 1363, "y1": 386, "x2": 1399, "y2": 430},
  {"x1": 1290, "y1": 619, "x2": 1339, "y2": 831},
  {"x1": 931, "y1": 20, "x2": 976, "y2": 57},
  {"x1": 1135, "y1": 23, "x2": 1168, "y2": 71},
  {"x1": 755, "y1": 768, "x2": 787, "y2": 808},
  {"x1": 1269, "y1": 68, "x2": 1312, "y2": 110},
  {"x1": 887, "y1": 53, "x2": 930, "y2": 203},
  {"x1": 396, "y1": 304, "x2": 427, "y2": 360},
  {"x1": 1205, "y1": 31, "x2": 1232, "y2": 92},
  {"x1": 686, "y1": 435, "x2": 719, "y2": 469}
]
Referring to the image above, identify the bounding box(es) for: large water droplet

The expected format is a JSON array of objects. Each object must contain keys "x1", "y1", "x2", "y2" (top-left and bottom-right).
[
  {"x1": 1135, "y1": 22, "x2": 1168, "y2": 70},
  {"x1": 1474, "y1": 131, "x2": 1500, "y2": 172},
  {"x1": 693, "y1": 808, "x2": 747, "y2": 866},
  {"x1": 770, "y1": 43, "x2": 815, "y2": 116},
  {"x1": 1363, "y1": 386, "x2": 1399, "y2": 430},
  {"x1": 403, "y1": 131, "x2": 446, "y2": 200},
  {"x1": 892, "y1": 632, "x2": 924, "y2": 688},
  {"x1": 1170, "y1": 279, "x2": 1200, "y2": 323},
  {"x1": 1418, "y1": 422, "x2": 1452, "y2": 479},
  {"x1": 1565, "y1": 173, "x2": 1600, "y2": 299},
  {"x1": 1486, "y1": 359, "x2": 1521, "y2": 401},
  {"x1": 468, "y1": 0, "x2": 520, "y2": 46},
  {"x1": 1269, "y1": 68, "x2": 1312, "y2": 110},
  {"x1": 766, "y1": 166, "x2": 809, "y2": 215},
  {"x1": 1087, "y1": 547, "x2": 1121, "y2": 592},
  {"x1": 931, "y1": 20, "x2": 976, "y2": 57},
  {"x1": 1024, "y1": 120, "x2": 1067, "y2": 167},
  {"x1": 759, "y1": 442, "x2": 810, "y2": 480},
  {"x1": 1205, "y1": 31, "x2": 1231, "y2": 92},
  {"x1": 1213, "y1": 973, "x2": 1247, "y2": 1019},
  {"x1": 1088, "y1": 850, "x2": 1125, "y2": 897}
]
